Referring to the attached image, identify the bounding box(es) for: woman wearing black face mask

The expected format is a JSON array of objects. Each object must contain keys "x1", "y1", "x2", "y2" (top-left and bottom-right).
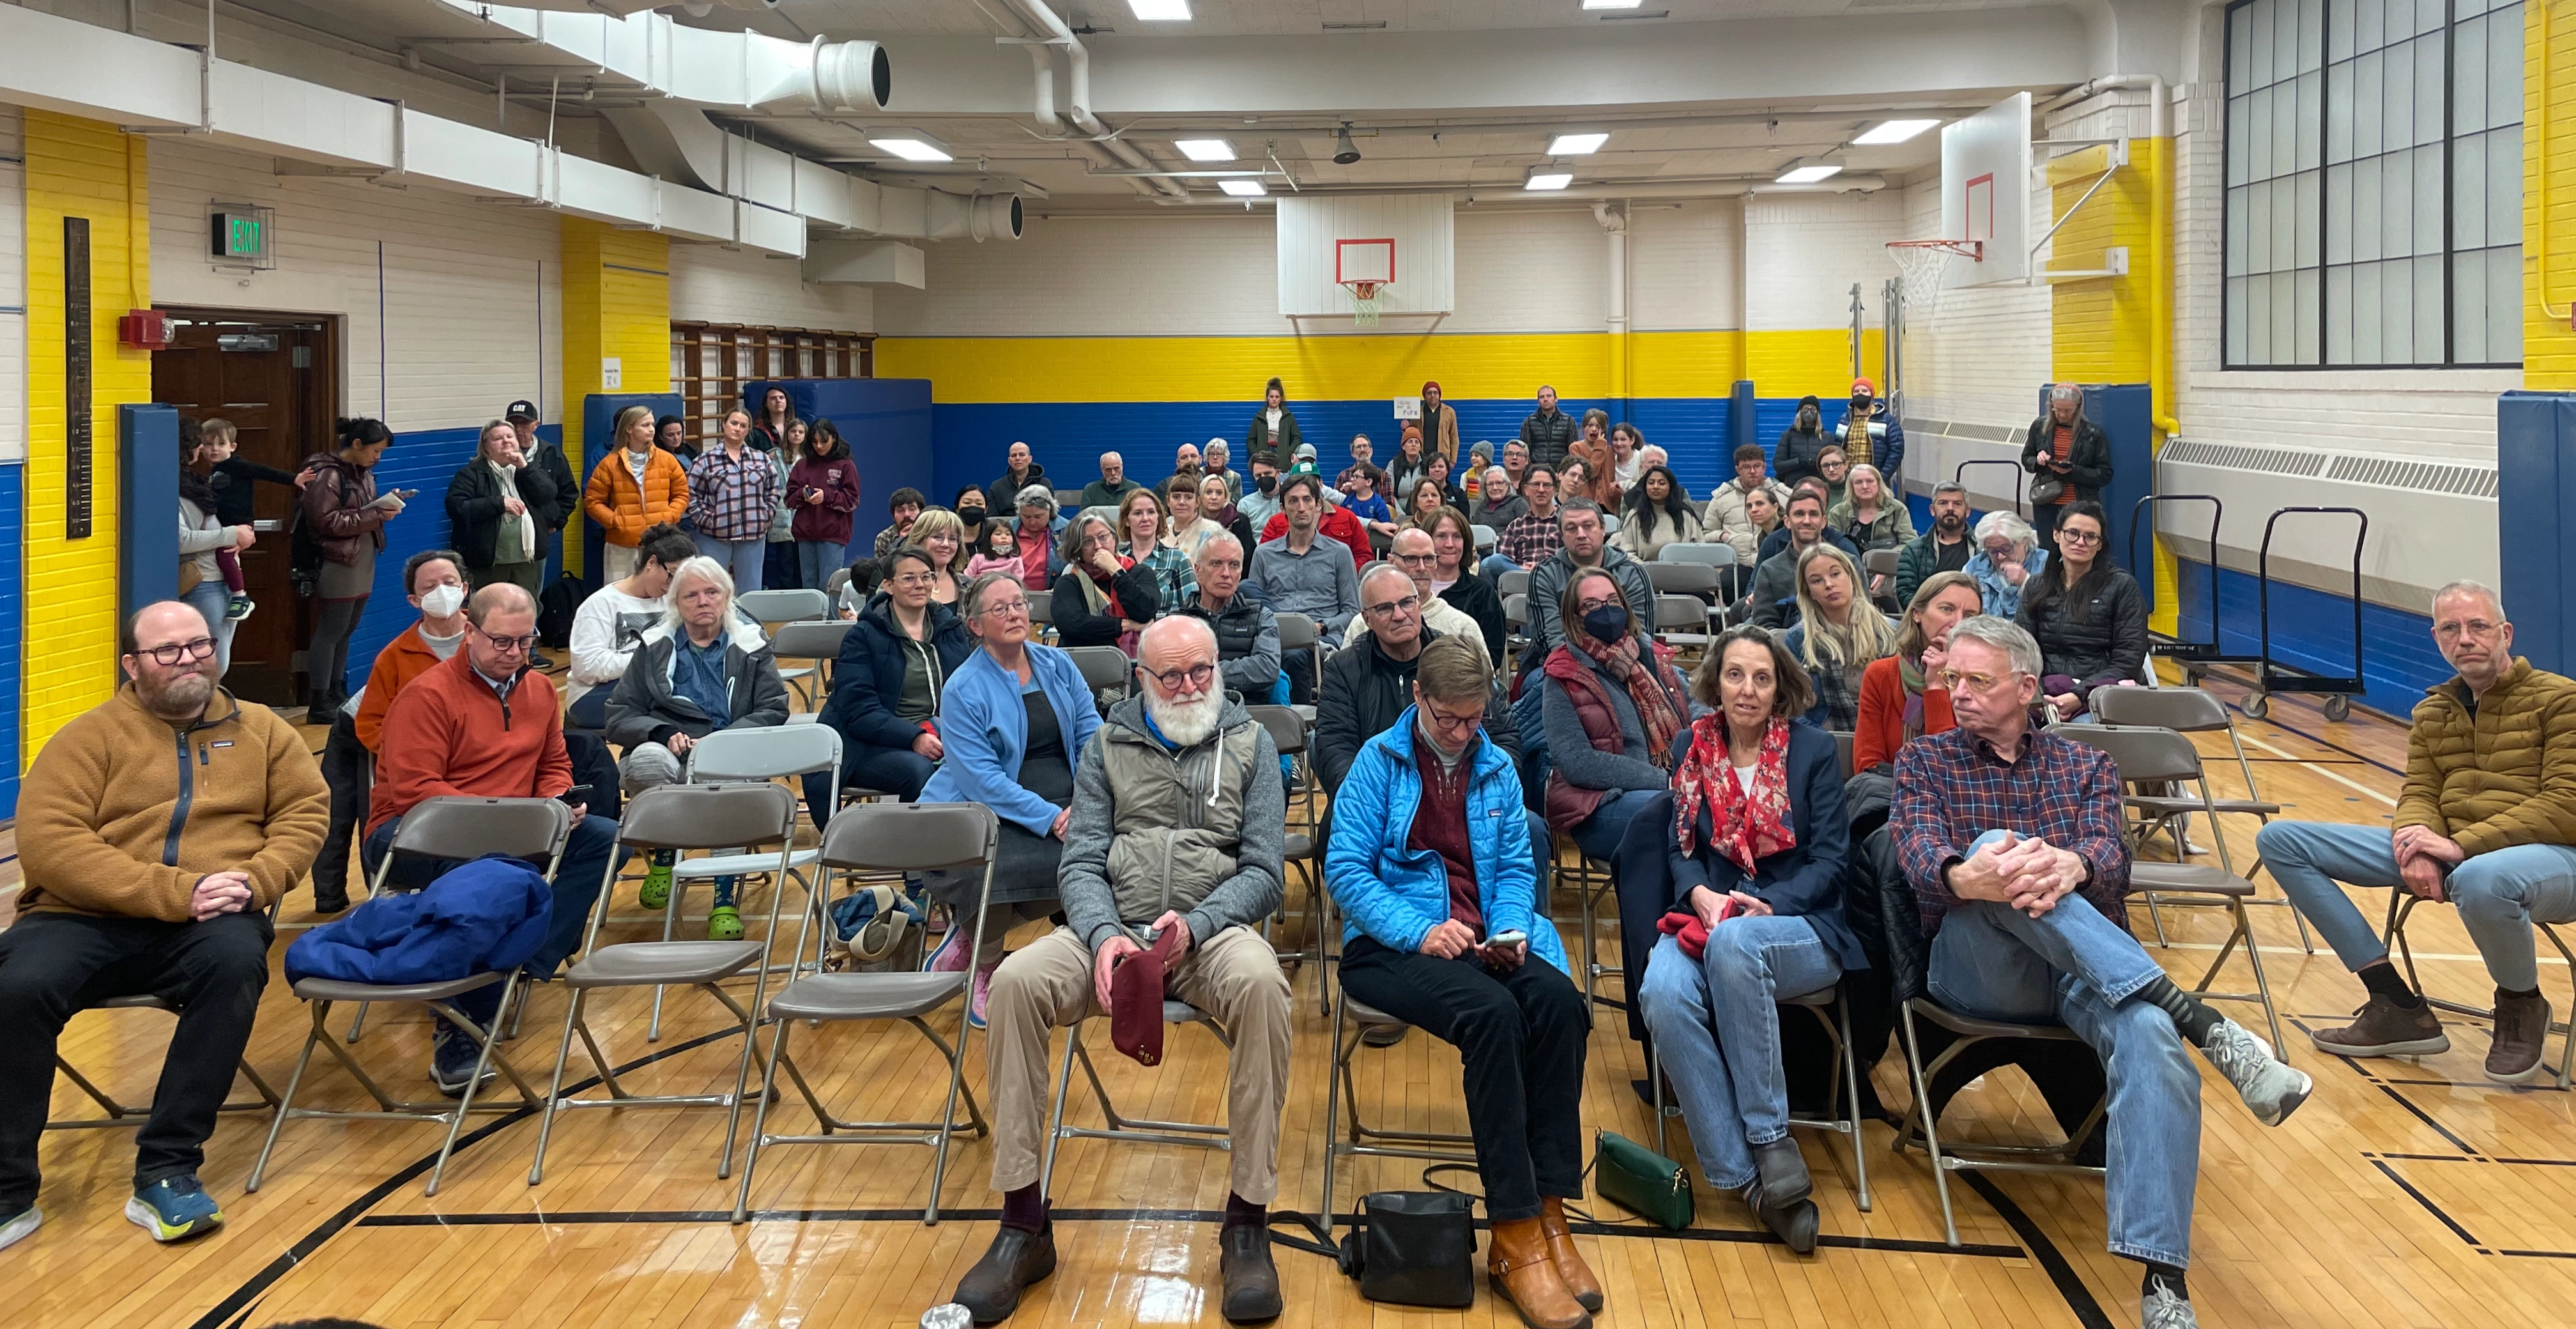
[
  {"x1": 1539, "y1": 570, "x2": 1695, "y2": 862},
  {"x1": 953, "y1": 484, "x2": 992, "y2": 557},
  {"x1": 1773, "y1": 394, "x2": 1831, "y2": 493}
]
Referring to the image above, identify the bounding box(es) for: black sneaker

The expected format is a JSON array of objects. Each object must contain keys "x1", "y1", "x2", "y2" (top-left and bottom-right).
[
  {"x1": 430, "y1": 1022, "x2": 497, "y2": 1098},
  {"x1": 953, "y1": 1222, "x2": 1057, "y2": 1325}
]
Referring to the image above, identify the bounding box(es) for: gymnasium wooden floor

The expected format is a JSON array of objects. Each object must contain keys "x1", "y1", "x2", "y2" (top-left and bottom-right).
[{"x1": 8, "y1": 666, "x2": 2575, "y2": 1329}]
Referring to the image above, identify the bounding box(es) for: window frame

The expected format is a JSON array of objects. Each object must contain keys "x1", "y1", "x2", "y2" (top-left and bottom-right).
[
  {"x1": 668, "y1": 322, "x2": 875, "y2": 445},
  {"x1": 2220, "y1": 0, "x2": 2524, "y2": 371}
]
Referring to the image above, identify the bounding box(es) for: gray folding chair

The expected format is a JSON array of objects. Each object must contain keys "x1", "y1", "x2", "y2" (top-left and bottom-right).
[
  {"x1": 737, "y1": 588, "x2": 832, "y2": 629},
  {"x1": 1067, "y1": 644, "x2": 1134, "y2": 706},
  {"x1": 2089, "y1": 684, "x2": 2313, "y2": 953},
  {"x1": 1644, "y1": 560, "x2": 1720, "y2": 598},
  {"x1": 248, "y1": 797, "x2": 571, "y2": 1196},
  {"x1": 48, "y1": 994, "x2": 280, "y2": 1131},
  {"x1": 1599, "y1": 512, "x2": 1621, "y2": 537},
  {"x1": 1275, "y1": 611, "x2": 1322, "y2": 721},
  {"x1": 824, "y1": 567, "x2": 852, "y2": 599},
  {"x1": 1648, "y1": 983, "x2": 1872, "y2": 1210},
  {"x1": 1503, "y1": 593, "x2": 1529, "y2": 670},
  {"x1": 1862, "y1": 548, "x2": 1899, "y2": 580},
  {"x1": 1041, "y1": 1002, "x2": 1235, "y2": 1194},
  {"x1": 1656, "y1": 542, "x2": 1736, "y2": 569},
  {"x1": 1653, "y1": 592, "x2": 1713, "y2": 660},
  {"x1": 1318, "y1": 992, "x2": 1475, "y2": 1220},
  {"x1": 1027, "y1": 590, "x2": 1056, "y2": 643},
  {"x1": 768, "y1": 620, "x2": 850, "y2": 711},
  {"x1": 2053, "y1": 724, "x2": 2287, "y2": 1054},
  {"x1": 1498, "y1": 568, "x2": 1533, "y2": 601},
  {"x1": 528, "y1": 781, "x2": 802, "y2": 1185},
  {"x1": 732, "y1": 801, "x2": 1000, "y2": 1224},
  {"x1": 1471, "y1": 523, "x2": 1498, "y2": 555},
  {"x1": 640, "y1": 725, "x2": 843, "y2": 1040},
  {"x1": 1250, "y1": 703, "x2": 1331, "y2": 1008},
  {"x1": 2382, "y1": 893, "x2": 2576, "y2": 1087}
]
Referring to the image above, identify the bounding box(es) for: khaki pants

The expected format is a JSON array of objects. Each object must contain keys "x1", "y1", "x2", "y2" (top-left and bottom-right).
[
  {"x1": 985, "y1": 924, "x2": 1292, "y2": 1203},
  {"x1": 601, "y1": 542, "x2": 642, "y2": 583}
]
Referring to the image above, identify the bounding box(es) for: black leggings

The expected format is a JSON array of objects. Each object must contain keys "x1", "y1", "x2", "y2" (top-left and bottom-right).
[{"x1": 307, "y1": 595, "x2": 369, "y2": 703}]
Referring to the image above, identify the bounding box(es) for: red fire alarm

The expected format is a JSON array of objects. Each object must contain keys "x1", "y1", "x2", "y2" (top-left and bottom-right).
[{"x1": 118, "y1": 309, "x2": 173, "y2": 350}]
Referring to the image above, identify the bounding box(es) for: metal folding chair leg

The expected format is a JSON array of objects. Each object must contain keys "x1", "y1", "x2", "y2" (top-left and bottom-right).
[
  {"x1": 1644, "y1": 991, "x2": 1872, "y2": 1212},
  {"x1": 1039, "y1": 1013, "x2": 1233, "y2": 1194},
  {"x1": 2385, "y1": 896, "x2": 2576, "y2": 1089},
  {"x1": 526, "y1": 977, "x2": 769, "y2": 1185},
  {"x1": 1317, "y1": 994, "x2": 1477, "y2": 1220},
  {"x1": 48, "y1": 1054, "x2": 279, "y2": 1131},
  {"x1": 2182, "y1": 896, "x2": 2288, "y2": 1056}
]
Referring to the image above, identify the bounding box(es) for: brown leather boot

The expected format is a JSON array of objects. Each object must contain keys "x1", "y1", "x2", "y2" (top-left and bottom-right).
[
  {"x1": 1536, "y1": 1197, "x2": 1604, "y2": 1312},
  {"x1": 1487, "y1": 1215, "x2": 1591, "y2": 1329}
]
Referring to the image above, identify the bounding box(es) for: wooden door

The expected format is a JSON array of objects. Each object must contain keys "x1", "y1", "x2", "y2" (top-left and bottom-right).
[{"x1": 153, "y1": 310, "x2": 339, "y2": 705}]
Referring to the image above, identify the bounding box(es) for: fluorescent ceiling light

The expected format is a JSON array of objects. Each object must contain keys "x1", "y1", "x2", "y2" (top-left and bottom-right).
[
  {"x1": 1581, "y1": 0, "x2": 1644, "y2": 8},
  {"x1": 1220, "y1": 178, "x2": 1268, "y2": 197},
  {"x1": 1174, "y1": 139, "x2": 1236, "y2": 162},
  {"x1": 1128, "y1": 0, "x2": 1192, "y2": 19},
  {"x1": 1774, "y1": 160, "x2": 1843, "y2": 185},
  {"x1": 1853, "y1": 118, "x2": 1940, "y2": 145},
  {"x1": 1525, "y1": 169, "x2": 1574, "y2": 192},
  {"x1": 867, "y1": 128, "x2": 953, "y2": 162},
  {"x1": 1547, "y1": 132, "x2": 1609, "y2": 156}
]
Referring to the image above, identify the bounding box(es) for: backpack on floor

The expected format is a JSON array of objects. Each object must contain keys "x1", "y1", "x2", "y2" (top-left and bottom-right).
[{"x1": 538, "y1": 573, "x2": 588, "y2": 648}]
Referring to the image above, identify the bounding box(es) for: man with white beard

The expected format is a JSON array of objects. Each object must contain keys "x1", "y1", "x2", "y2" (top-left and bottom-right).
[{"x1": 949, "y1": 616, "x2": 1293, "y2": 1326}]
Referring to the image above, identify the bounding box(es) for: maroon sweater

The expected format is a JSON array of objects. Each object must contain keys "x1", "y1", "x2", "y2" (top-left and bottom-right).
[{"x1": 1407, "y1": 737, "x2": 1483, "y2": 931}]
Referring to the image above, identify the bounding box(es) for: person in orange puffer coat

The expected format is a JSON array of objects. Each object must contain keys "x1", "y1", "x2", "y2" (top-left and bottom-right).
[{"x1": 585, "y1": 404, "x2": 690, "y2": 581}]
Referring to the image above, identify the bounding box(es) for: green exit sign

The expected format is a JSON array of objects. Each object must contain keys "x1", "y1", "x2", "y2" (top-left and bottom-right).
[{"x1": 208, "y1": 206, "x2": 273, "y2": 266}]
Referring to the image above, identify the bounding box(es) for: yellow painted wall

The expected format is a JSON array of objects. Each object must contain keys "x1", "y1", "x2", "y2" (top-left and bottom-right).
[
  {"x1": 558, "y1": 217, "x2": 671, "y2": 576},
  {"x1": 1743, "y1": 329, "x2": 1882, "y2": 400},
  {"x1": 24, "y1": 111, "x2": 151, "y2": 766},
  {"x1": 2527, "y1": 0, "x2": 2576, "y2": 388},
  {"x1": 2048, "y1": 140, "x2": 2158, "y2": 380}
]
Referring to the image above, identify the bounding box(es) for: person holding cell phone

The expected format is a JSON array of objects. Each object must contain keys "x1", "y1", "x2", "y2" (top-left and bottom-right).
[
  {"x1": 298, "y1": 417, "x2": 406, "y2": 713},
  {"x1": 1324, "y1": 635, "x2": 1599, "y2": 1329},
  {"x1": 1635, "y1": 624, "x2": 1857, "y2": 1255}
]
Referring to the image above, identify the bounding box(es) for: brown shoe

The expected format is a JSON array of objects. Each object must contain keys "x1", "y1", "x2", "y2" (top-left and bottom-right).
[
  {"x1": 2486, "y1": 989, "x2": 2553, "y2": 1084},
  {"x1": 1217, "y1": 1222, "x2": 1282, "y2": 1323},
  {"x1": 1487, "y1": 1216, "x2": 1591, "y2": 1329},
  {"x1": 1536, "y1": 1197, "x2": 1603, "y2": 1313},
  {"x1": 2310, "y1": 994, "x2": 2450, "y2": 1059}
]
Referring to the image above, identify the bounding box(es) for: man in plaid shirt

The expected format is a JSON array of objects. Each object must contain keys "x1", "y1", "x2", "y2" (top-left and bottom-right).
[
  {"x1": 1891, "y1": 616, "x2": 2310, "y2": 1329},
  {"x1": 1483, "y1": 465, "x2": 1563, "y2": 579}
]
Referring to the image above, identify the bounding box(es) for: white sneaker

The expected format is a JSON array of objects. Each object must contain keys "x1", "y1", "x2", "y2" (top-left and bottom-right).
[
  {"x1": 0, "y1": 1205, "x2": 42, "y2": 1254},
  {"x1": 2141, "y1": 1279, "x2": 2198, "y2": 1328},
  {"x1": 2201, "y1": 1020, "x2": 2313, "y2": 1127}
]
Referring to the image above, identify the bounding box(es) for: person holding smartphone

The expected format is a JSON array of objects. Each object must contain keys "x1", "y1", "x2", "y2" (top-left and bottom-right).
[
  {"x1": 1635, "y1": 625, "x2": 1857, "y2": 1255},
  {"x1": 1323, "y1": 636, "x2": 1599, "y2": 1329},
  {"x1": 298, "y1": 417, "x2": 405, "y2": 713}
]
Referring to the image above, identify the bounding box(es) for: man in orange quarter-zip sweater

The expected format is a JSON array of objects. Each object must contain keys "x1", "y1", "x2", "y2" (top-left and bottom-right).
[
  {"x1": 367, "y1": 581, "x2": 623, "y2": 1096},
  {"x1": 0, "y1": 600, "x2": 328, "y2": 1251}
]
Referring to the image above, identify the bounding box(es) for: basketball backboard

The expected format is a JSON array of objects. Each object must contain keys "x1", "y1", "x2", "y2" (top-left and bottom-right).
[
  {"x1": 1938, "y1": 91, "x2": 2032, "y2": 288},
  {"x1": 1278, "y1": 194, "x2": 1454, "y2": 320}
]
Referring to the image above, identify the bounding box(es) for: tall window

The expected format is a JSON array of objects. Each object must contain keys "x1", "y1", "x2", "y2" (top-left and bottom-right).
[
  {"x1": 2223, "y1": 0, "x2": 2522, "y2": 368},
  {"x1": 668, "y1": 323, "x2": 875, "y2": 444}
]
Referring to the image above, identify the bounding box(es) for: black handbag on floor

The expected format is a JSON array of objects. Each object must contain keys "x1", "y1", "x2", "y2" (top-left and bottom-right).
[{"x1": 1273, "y1": 1190, "x2": 1478, "y2": 1308}]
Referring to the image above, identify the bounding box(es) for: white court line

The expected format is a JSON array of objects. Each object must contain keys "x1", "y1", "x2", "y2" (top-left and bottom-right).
[{"x1": 2232, "y1": 730, "x2": 2397, "y2": 806}]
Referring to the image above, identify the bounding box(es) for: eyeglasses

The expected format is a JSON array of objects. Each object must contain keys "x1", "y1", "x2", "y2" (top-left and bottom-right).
[
  {"x1": 134, "y1": 637, "x2": 217, "y2": 666},
  {"x1": 476, "y1": 626, "x2": 541, "y2": 654},
  {"x1": 1363, "y1": 594, "x2": 1420, "y2": 617},
  {"x1": 1939, "y1": 668, "x2": 2020, "y2": 693},
  {"x1": 2057, "y1": 528, "x2": 2103, "y2": 546},
  {"x1": 1577, "y1": 598, "x2": 1620, "y2": 614},
  {"x1": 1395, "y1": 551, "x2": 1437, "y2": 567},
  {"x1": 1147, "y1": 661, "x2": 1218, "y2": 691},
  {"x1": 1421, "y1": 704, "x2": 1484, "y2": 734},
  {"x1": 980, "y1": 599, "x2": 1030, "y2": 619},
  {"x1": 889, "y1": 572, "x2": 937, "y2": 588}
]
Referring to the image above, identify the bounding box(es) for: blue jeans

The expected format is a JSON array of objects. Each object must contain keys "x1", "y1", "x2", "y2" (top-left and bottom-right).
[
  {"x1": 2256, "y1": 820, "x2": 2576, "y2": 991},
  {"x1": 1927, "y1": 838, "x2": 2198, "y2": 1268},
  {"x1": 360, "y1": 811, "x2": 623, "y2": 1025},
  {"x1": 692, "y1": 534, "x2": 765, "y2": 594},
  {"x1": 797, "y1": 541, "x2": 846, "y2": 591},
  {"x1": 799, "y1": 742, "x2": 937, "y2": 829},
  {"x1": 1480, "y1": 552, "x2": 1520, "y2": 580},
  {"x1": 1573, "y1": 788, "x2": 1662, "y2": 861},
  {"x1": 180, "y1": 581, "x2": 240, "y2": 678},
  {"x1": 1637, "y1": 921, "x2": 1841, "y2": 1188}
]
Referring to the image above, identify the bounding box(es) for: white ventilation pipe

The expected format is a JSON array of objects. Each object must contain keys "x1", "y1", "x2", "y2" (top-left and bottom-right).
[
  {"x1": 435, "y1": 2, "x2": 889, "y2": 114},
  {"x1": 604, "y1": 102, "x2": 1020, "y2": 242},
  {"x1": 1594, "y1": 201, "x2": 1630, "y2": 405},
  {"x1": 1000, "y1": 0, "x2": 1188, "y2": 201}
]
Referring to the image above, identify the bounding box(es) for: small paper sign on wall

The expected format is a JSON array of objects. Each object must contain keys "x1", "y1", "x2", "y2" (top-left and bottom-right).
[
  {"x1": 1391, "y1": 397, "x2": 1421, "y2": 420},
  {"x1": 602, "y1": 358, "x2": 623, "y2": 391}
]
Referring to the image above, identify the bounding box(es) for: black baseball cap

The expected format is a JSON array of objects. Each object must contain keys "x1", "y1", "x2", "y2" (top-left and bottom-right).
[{"x1": 505, "y1": 399, "x2": 539, "y2": 422}]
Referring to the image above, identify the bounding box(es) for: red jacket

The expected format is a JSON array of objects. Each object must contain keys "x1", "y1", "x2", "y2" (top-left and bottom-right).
[
  {"x1": 369, "y1": 650, "x2": 572, "y2": 834},
  {"x1": 1853, "y1": 654, "x2": 1956, "y2": 772},
  {"x1": 1261, "y1": 502, "x2": 1372, "y2": 569}
]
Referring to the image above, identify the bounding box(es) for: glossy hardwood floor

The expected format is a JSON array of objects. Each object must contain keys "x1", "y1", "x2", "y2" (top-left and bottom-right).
[{"x1": 6, "y1": 666, "x2": 2574, "y2": 1329}]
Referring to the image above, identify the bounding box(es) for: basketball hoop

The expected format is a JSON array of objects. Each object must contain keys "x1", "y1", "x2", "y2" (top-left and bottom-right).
[
  {"x1": 1344, "y1": 279, "x2": 1385, "y2": 326},
  {"x1": 1886, "y1": 238, "x2": 1982, "y2": 312}
]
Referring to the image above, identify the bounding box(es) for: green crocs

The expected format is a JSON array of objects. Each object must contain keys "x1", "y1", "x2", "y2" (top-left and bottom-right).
[
  {"x1": 638, "y1": 851, "x2": 674, "y2": 910},
  {"x1": 707, "y1": 905, "x2": 744, "y2": 941}
]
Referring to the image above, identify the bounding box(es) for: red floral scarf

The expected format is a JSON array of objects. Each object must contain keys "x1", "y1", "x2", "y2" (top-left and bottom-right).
[{"x1": 1672, "y1": 714, "x2": 1797, "y2": 876}]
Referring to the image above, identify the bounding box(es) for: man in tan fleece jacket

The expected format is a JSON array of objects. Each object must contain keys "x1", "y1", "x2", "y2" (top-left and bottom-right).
[{"x1": 0, "y1": 601, "x2": 326, "y2": 1254}]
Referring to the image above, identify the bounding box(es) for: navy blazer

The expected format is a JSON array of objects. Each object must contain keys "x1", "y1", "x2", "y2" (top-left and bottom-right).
[{"x1": 1664, "y1": 721, "x2": 1864, "y2": 970}]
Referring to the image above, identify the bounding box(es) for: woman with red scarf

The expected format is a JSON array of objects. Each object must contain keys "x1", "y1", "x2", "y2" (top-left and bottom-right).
[
  {"x1": 1538, "y1": 571, "x2": 1694, "y2": 861},
  {"x1": 1634, "y1": 624, "x2": 1862, "y2": 1256},
  {"x1": 1048, "y1": 510, "x2": 1159, "y2": 654}
]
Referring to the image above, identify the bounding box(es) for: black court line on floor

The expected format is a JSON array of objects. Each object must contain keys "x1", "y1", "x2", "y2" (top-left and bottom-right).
[
  {"x1": 2291, "y1": 1014, "x2": 2481, "y2": 1155},
  {"x1": 187, "y1": 1020, "x2": 2128, "y2": 1329},
  {"x1": 2207, "y1": 684, "x2": 2407, "y2": 780},
  {"x1": 348, "y1": 1206, "x2": 2026, "y2": 1259}
]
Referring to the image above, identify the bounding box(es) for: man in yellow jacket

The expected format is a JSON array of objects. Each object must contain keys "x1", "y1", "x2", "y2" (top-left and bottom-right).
[
  {"x1": 2259, "y1": 580, "x2": 2576, "y2": 1082},
  {"x1": 0, "y1": 601, "x2": 327, "y2": 1252}
]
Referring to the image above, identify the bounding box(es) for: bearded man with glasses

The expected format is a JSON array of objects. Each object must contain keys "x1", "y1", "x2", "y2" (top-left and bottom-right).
[
  {"x1": 1, "y1": 602, "x2": 326, "y2": 1251},
  {"x1": 368, "y1": 581, "x2": 622, "y2": 1096},
  {"x1": 949, "y1": 614, "x2": 1291, "y2": 1326}
]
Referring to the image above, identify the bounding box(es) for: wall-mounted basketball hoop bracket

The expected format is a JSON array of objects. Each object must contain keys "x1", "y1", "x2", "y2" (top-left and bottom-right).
[{"x1": 2031, "y1": 136, "x2": 2133, "y2": 282}]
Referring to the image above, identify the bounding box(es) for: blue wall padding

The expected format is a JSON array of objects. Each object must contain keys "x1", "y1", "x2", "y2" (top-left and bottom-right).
[
  {"x1": 2498, "y1": 391, "x2": 2576, "y2": 677},
  {"x1": 2174, "y1": 556, "x2": 2444, "y2": 718},
  {"x1": 0, "y1": 465, "x2": 22, "y2": 817},
  {"x1": 121, "y1": 403, "x2": 181, "y2": 618},
  {"x1": 1730, "y1": 381, "x2": 1756, "y2": 461},
  {"x1": 578, "y1": 393, "x2": 683, "y2": 590},
  {"x1": 748, "y1": 378, "x2": 935, "y2": 555},
  {"x1": 343, "y1": 422, "x2": 557, "y2": 691},
  {"x1": 2030, "y1": 383, "x2": 2152, "y2": 588}
]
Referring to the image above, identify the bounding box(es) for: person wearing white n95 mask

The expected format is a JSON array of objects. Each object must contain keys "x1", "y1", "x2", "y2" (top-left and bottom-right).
[{"x1": 307, "y1": 549, "x2": 472, "y2": 914}]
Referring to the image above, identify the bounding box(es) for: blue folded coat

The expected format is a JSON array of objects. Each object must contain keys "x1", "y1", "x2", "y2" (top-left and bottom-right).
[{"x1": 286, "y1": 855, "x2": 555, "y2": 985}]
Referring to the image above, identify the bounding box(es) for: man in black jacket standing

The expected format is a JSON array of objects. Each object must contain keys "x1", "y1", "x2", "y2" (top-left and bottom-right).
[
  {"x1": 507, "y1": 399, "x2": 576, "y2": 667},
  {"x1": 2021, "y1": 383, "x2": 2113, "y2": 549},
  {"x1": 1519, "y1": 385, "x2": 1577, "y2": 472}
]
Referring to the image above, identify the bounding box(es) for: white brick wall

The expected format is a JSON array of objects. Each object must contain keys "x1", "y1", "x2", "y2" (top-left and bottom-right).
[
  {"x1": 671, "y1": 241, "x2": 872, "y2": 332},
  {"x1": 0, "y1": 107, "x2": 24, "y2": 464},
  {"x1": 149, "y1": 139, "x2": 562, "y2": 434},
  {"x1": 1742, "y1": 191, "x2": 1906, "y2": 332},
  {"x1": 1630, "y1": 199, "x2": 1741, "y2": 331}
]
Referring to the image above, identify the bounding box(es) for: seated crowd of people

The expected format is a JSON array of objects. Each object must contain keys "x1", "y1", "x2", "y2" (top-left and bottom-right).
[{"x1": 13, "y1": 394, "x2": 2568, "y2": 1329}]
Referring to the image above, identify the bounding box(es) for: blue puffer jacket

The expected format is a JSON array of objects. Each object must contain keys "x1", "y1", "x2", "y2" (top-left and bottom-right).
[
  {"x1": 821, "y1": 592, "x2": 974, "y2": 752},
  {"x1": 919, "y1": 643, "x2": 1103, "y2": 836},
  {"x1": 284, "y1": 856, "x2": 553, "y2": 985},
  {"x1": 1324, "y1": 705, "x2": 1568, "y2": 974}
]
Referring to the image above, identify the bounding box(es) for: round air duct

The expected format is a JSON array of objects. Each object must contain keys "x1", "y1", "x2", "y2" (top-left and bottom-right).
[
  {"x1": 805, "y1": 38, "x2": 890, "y2": 113},
  {"x1": 926, "y1": 191, "x2": 1025, "y2": 242}
]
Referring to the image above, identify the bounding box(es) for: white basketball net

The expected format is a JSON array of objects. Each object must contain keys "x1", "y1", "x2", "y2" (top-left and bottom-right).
[
  {"x1": 1887, "y1": 240, "x2": 1980, "y2": 314},
  {"x1": 1346, "y1": 280, "x2": 1384, "y2": 327}
]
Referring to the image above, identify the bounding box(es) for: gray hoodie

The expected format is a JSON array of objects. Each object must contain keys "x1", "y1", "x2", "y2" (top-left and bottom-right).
[{"x1": 1059, "y1": 693, "x2": 1285, "y2": 953}]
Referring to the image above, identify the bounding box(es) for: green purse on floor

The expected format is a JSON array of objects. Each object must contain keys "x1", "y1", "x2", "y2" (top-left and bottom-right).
[{"x1": 1591, "y1": 1129, "x2": 1693, "y2": 1230}]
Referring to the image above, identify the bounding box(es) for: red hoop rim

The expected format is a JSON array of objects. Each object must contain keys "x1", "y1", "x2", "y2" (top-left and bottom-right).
[
  {"x1": 1886, "y1": 238, "x2": 1983, "y2": 260},
  {"x1": 1344, "y1": 280, "x2": 1385, "y2": 299}
]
